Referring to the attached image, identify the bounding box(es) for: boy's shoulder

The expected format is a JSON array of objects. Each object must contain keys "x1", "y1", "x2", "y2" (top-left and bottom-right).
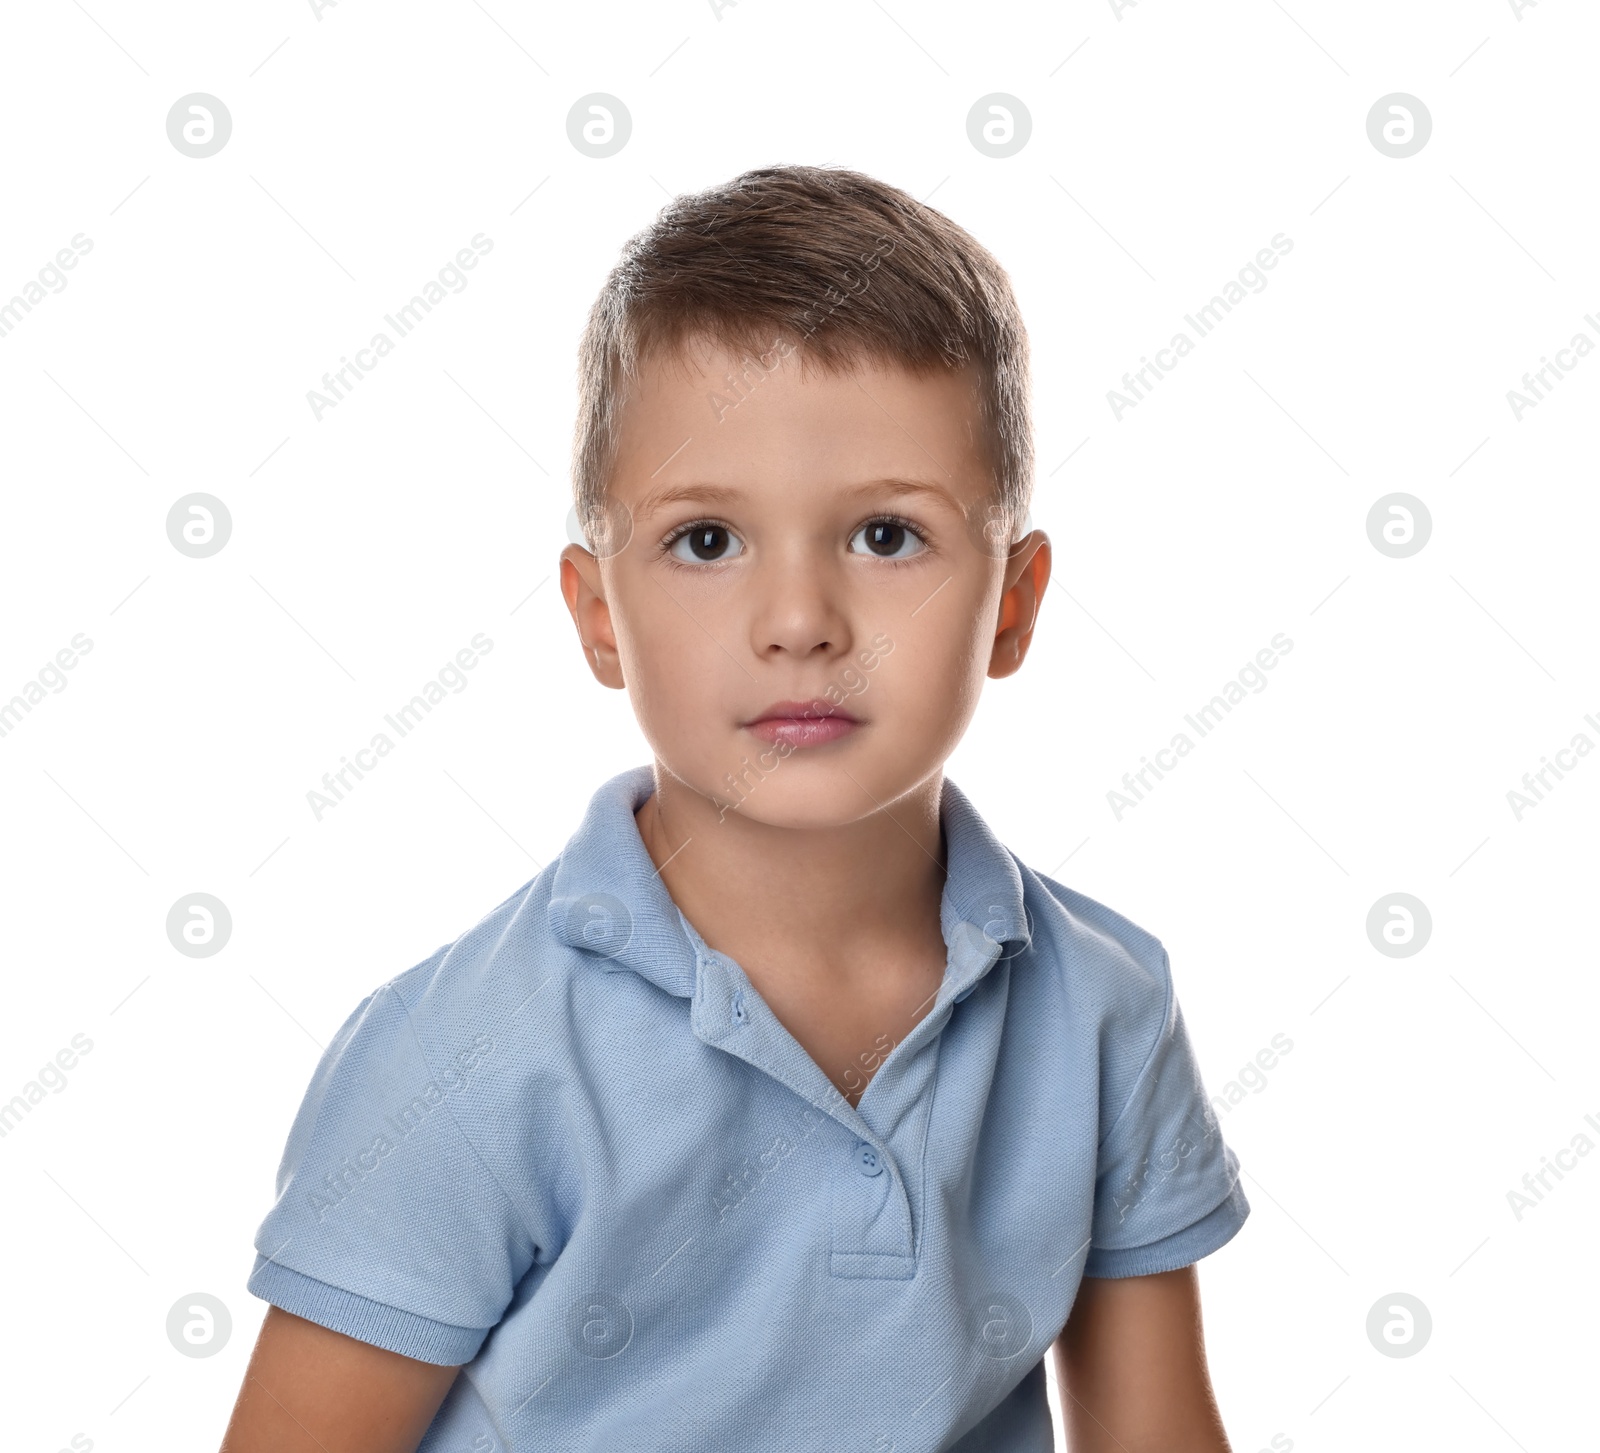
[
  {"x1": 940, "y1": 773, "x2": 1171, "y2": 1024},
  {"x1": 1010, "y1": 857, "x2": 1197, "y2": 1144},
  {"x1": 376, "y1": 865, "x2": 573, "y2": 1028},
  {"x1": 1011, "y1": 853, "x2": 1176, "y2": 1035},
  {"x1": 1019, "y1": 858, "x2": 1166, "y2": 969},
  {"x1": 1018, "y1": 852, "x2": 1168, "y2": 973}
]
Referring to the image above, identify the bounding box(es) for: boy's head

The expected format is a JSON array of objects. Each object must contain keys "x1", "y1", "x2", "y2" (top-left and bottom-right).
[{"x1": 560, "y1": 164, "x2": 1051, "y2": 829}]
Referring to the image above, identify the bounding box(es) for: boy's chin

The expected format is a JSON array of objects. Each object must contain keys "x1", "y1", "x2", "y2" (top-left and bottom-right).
[
  {"x1": 693, "y1": 760, "x2": 925, "y2": 832},
  {"x1": 711, "y1": 795, "x2": 848, "y2": 831}
]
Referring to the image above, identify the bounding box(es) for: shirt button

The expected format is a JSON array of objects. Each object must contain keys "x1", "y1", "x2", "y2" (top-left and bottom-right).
[{"x1": 854, "y1": 1141, "x2": 883, "y2": 1177}]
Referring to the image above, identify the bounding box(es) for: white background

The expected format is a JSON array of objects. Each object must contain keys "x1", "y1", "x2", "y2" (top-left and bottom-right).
[{"x1": 2, "y1": 1, "x2": 1596, "y2": 1449}]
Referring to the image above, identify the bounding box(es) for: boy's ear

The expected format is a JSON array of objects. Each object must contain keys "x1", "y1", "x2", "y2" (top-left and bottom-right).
[
  {"x1": 559, "y1": 544, "x2": 626, "y2": 689},
  {"x1": 988, "y1": 530, "x2": 1051, "y2": 680}
]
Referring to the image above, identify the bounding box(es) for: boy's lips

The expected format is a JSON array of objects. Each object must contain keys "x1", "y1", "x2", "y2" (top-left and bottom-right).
[{"x1": 741, "y1": 698, "x2": 861, "y2": 748}]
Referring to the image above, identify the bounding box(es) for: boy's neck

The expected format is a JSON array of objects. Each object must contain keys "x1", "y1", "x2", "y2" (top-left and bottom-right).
[{"x1": 633, "y1": 765, "x2": 950, "y2": 987}]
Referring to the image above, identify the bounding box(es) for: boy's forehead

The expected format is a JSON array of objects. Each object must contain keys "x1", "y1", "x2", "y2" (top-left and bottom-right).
[{"x1": 611, "y1": 340, "x2": 995, "y2": 505}]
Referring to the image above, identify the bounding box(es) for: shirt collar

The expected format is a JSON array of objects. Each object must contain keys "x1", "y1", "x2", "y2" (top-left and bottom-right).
[{"x1": 547, "y1": 764, "x2": 1032, "y2": 1001}]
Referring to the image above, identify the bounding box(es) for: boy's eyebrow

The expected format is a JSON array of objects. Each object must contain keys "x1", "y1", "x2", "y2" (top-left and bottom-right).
[
  {"x1": 847, "y1": 477, "x2": 962, "y2": 509},
  {"x1": 633, "y1": 482, "x2": 744, "y2": 517},
  {"x1": 634, "y1": 476, "x2": 961, "y2": 517}
]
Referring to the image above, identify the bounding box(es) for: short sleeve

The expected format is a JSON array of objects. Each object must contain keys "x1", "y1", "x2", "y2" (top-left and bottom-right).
[
  {"x1": 246, "y1": 983, "x2": 537, "y2": 1364},
  {"x1": 1084, "y1": 950, "x2": 1249, "y2": 1278}
]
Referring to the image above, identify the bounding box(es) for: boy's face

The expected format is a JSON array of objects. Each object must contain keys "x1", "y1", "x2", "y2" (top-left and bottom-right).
[{"x1": 559, "y1": 340, "x2": 1050, "y2": 830}]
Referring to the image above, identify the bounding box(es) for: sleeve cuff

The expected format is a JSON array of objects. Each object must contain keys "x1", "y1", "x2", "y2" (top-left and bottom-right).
[
  {"x1": 246, "y1": 1252, "x2": 490, "y2": 1365},
  {"x1": 1083, "y1": 1176, "x2": 1250, "y2": 1279}
]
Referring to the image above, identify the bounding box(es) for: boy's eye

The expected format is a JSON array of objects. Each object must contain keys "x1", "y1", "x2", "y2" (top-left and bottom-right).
[
  {"x1": 849, "y1": 519, "x2": 927, "y2": 560},
  {"x1": 667, "y1": 523, "x2": 745, "y2": 563}
]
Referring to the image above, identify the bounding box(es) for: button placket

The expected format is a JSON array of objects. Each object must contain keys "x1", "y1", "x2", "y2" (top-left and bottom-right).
[
  {"x1": 829, "y1": 1124, "x2": 914, "y2": 1279},
  {"x1": 689, "y1": 945, "x2": 954, "y2": 1279},
  {"x1": 821, "y1": 920, "x2": 1004, "y2": 1280}
]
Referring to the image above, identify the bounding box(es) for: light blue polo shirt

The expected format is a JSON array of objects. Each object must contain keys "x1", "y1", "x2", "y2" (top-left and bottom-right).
[{"x1": 247, "y1": 764, "x2": 1247, "y2": 1451}]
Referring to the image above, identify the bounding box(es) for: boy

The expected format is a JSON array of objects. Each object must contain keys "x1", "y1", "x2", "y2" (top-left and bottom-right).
[{"x1": 222, "y1": 164, "x2": 1248, "y2": 1452}]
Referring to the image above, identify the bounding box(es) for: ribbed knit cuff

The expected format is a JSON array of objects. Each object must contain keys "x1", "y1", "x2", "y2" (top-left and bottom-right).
[
  {"x1": 1083, "y1": 1177, "x2": 1250, "y2": 1279},
  {"x1": 246, "y1": 1253, "x2": 490, "y2": 1365}
]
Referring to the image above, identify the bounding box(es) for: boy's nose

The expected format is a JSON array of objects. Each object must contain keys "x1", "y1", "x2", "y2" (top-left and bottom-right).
[{"x1": 747, "y1": 564, "x2": 853, "y2": 662}]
